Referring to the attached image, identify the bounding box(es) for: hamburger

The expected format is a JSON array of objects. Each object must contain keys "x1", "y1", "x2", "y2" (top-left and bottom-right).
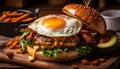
[{"x1": 16, "y1": 4, "x2": 108, "y2": 62}]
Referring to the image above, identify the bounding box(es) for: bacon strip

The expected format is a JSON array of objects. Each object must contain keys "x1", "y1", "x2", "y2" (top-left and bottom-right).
[{"x1": 80, "y1": 30, "x2": 96, "y2": 43}]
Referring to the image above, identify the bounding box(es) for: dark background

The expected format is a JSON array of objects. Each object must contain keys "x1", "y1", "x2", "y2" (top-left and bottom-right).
[{"x1": 0, "y1": 0, "x2": 120, "y2": 9}]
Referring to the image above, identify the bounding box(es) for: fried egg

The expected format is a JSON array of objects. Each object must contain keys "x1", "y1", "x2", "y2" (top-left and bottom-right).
[{"x1": 28, "y1": 14, "x2": 83, "y2": 37}]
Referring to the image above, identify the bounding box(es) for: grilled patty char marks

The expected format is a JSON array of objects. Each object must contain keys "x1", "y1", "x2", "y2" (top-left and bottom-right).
[{"x1": 33, "y1": 33, "x2": 80, "y2": 49}]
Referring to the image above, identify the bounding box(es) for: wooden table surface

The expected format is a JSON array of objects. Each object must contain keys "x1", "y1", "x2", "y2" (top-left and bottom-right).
[{"x1": 0, "y1": 35, "x2": 26, "y2": 68}]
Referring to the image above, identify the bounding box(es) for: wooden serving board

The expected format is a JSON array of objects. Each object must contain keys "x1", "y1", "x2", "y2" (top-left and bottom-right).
[{"x1": 0, "y1": 44, "x2": 120, "y2": 69}]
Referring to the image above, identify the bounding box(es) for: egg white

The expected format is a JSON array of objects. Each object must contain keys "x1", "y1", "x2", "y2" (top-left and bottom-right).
[{"x1": 28, "y1": 14, "x2": 83, "y2": 37}]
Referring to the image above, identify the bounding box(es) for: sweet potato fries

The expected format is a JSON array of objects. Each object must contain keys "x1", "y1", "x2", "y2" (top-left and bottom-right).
[{"x1": 0, "y1": 10, "x2": 36, "y2": 22}]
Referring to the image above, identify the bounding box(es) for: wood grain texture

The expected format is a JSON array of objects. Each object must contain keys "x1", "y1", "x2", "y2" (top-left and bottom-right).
[
  {"x1": 0, "y1": 46, "x2": 72, "y2": 69},
  {"x1": 0, "y1": 43, "x2": 120, "y2": 69}
]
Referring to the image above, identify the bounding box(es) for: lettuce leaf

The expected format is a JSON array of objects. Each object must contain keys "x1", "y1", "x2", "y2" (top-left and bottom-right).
[
  {"x1": 20, "y1": 29, "x2": 31, "y2": 39},
  {"x1": 20, "y1": 39, "x2": 34, "y2": 52},
  {"x1": 41, "y1": 46, "x2": 92, "y2": 57}
]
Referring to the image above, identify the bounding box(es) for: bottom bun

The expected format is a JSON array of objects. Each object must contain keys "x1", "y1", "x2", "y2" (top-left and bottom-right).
[{"x1": 36, "y1": 51, "x2": 79, "y2": 62}]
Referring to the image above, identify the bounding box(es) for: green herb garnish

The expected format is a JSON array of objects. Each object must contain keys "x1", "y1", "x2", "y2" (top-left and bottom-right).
[
  {"x1": 19, "y1": 39, "x2": 34, "y2": 52},
  {"x1": 20, "y1": 29, "x2": 31, "y2": 39},
  {"x1": 20, "y1": 39, "x2": 27, "y2": 52},
  {"x1": 75, "y1": 46, "x2": 92, "y2": 56},
  {"x1": 41, "y1": 47, "x2": 69, "y2": 57},
  {"x1": 40, "y1": 46, "x2": 92, "y2": 57}
]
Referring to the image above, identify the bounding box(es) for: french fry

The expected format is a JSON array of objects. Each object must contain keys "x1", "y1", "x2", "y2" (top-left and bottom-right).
[
  {"x1": 16, "y1": 13, "x2": 30, "y2": 21},
  {"x1": 20, "y1": 13, "x2": 30, "y2": 18},
  {"x1": 14, "y1": 36, "x2": 20, "y2": 41},
  {"x1": 6, "y1": 40, "x2": 14, "y2": 46},
  {"x1": 9, "y1": 41, "x2": 19, "y2": 49},
  {"x1": 21, "y1": 17, "x2": 35, "y2": 22},
  {"x1": 8, "y1": 12, "x2": 24, "y2": 17},
  {"x1": 16, "y1": 49, "x2": 24, "y2": 54},
  {"x1": 27, "y1": 45, "x2": 36, "y2": 57},
  {"x1": 10, "y1": 11, "x2": 17, "y2": 15},
  {"x1": 11, "y1": 18, "x2": 18, "y2": 22},
  {"x1": 0, "y1": 10, "x2": 35, "y2": 23},
  {"x1": 6, "y1": 11, "x2": 11, "y2": 15},
  {"x1": 2, "y1": 11, "x2": 7, "y2": 15},
  {"x1": 3, "y1": 17, "x2": 11, "y2": 22},
  {"x1": 11, "y1": 13, "x2": 30, "y2": 22},
  {"x1": 2, "y1": 11, "x2": 11, "y2": 15},
  {"x1": 0, "y1": 14, "x2": 8, "y2": 21},
  {"x1": 28, "y1": 56, "x2": 35, "y2": 62}
]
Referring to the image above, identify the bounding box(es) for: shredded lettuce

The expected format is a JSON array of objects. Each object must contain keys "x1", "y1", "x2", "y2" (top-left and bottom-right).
[
  {"x1": 75, "y1": 46, "x2": 92, "y2": 56},
  {"x1": 41, "y1": 46, "x2": 92, "y2": 57},
  {"x1": 19, "y1": 38, "x2": 92, "y2": 57},
  {"x1": 20, "y1": 39, "x2": 34, "y2": 52},
  {"x1": 41, "y1": 47, "x2": 69, "y2": 57},
  {"x1": 20, "y1": 29, "x2": 31, "y2": 39},
  {"x1": 26, "y1": 39, "x2": 34, "y2": 46},
  {"x1": 20, "y1": 39, "x2": 27, "y2": 52},
  {"x1": 19, "y1": 29, "x2": 34, "y2": 52}
]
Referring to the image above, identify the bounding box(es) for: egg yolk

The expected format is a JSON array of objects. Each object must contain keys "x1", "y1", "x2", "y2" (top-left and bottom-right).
[{"x1": 42, "y1": 17, "x2": 66, "y2": 30}]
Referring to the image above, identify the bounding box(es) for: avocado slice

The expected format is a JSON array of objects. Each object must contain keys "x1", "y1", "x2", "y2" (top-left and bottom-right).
[
  {"x1": 97, "y1": 35, "x2": 118, "y2": 48},
  {"x1": 97, "y1": 30, "x2": 118, "y2": 48},
  {"x1": 96, "y1": 30, "x2": 118, "y2": 55}
]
